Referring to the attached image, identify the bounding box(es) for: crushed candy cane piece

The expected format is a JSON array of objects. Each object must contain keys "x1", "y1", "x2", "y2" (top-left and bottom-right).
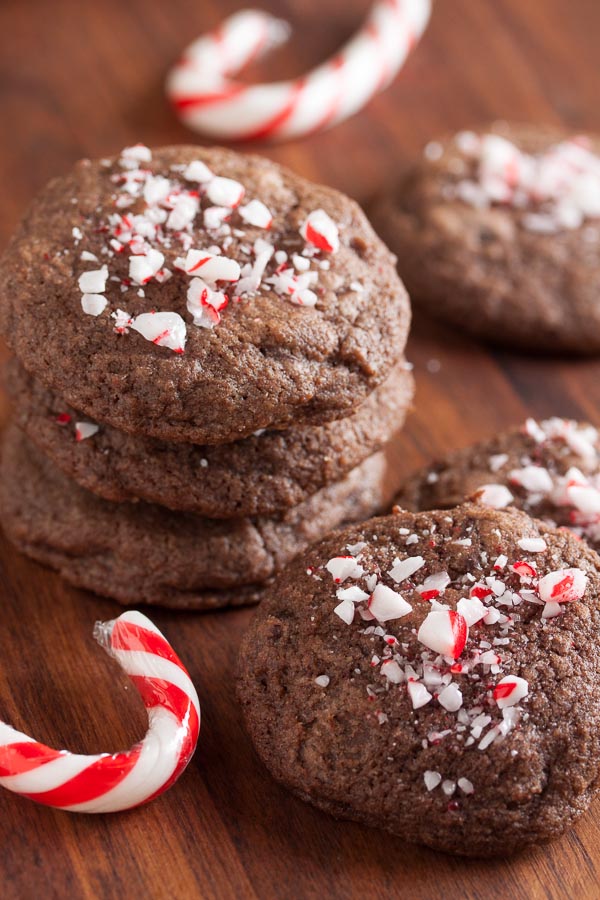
[
  {"x1": 184, "y1": 160, "x2": 214, "y2": 182},
  {"x1": 75, "y1": 422, "x2": 99, "y2": 441},
  {"x1": 131, "y1": 312, "x2": 186, "y2": 353},
  {"x1": 418, "y1": 610, "x2": 468, "y2": 659},
  {"x1": 326, "y1": 556, "x2": 364, "y2": 584},
  {"x1": 300, "y1": 210, "x2": 339, "y2": 253},
  {"x1": 424, "y1": 771, "x2": 442, "y2": 791},
  {"x1": 457, "y1": 777, "x2": 474, "y2": 795},
  {"x1": 206, "y1": 176, "x2": 245, "y2": 208},
  {"x1": 493, "y1": 675, "x2": 529, "y2": 709},
  {"x1": 129, "y1": 249, "x2": 165, "y2": 285},
  {"x1": 438, "y1": 682, "x2": 463, "y2": 712},
  {"x1": 381, "y1": 659, "x2": 403, "y2": 683},
  {"x1": 78, "y1": 266, "x2": 108, "y2": 294},
  {"x1": 407, "y1": 680, "x2": 432, "y2": 709},
  {"x1": 517, "y1": 537, "x2": 547, "y2": 553},
  {"x1": 538, "y1": 568, "x2": 587, "y2": 604},
  {"x1": 368, "y1": 584, "x2": 412, "y2": 622},
  {"x1": 81, "y1": 294, "x2": 107, "y2": 316},
  {"x1": 475, "y1": 483, "x2": 514, "y2": 509},
  {"x1": 239, "y1": 199, "x2": 273, "y2": 229},
  {"x1": 333, "y1": 599, "x2": 355, "y2": 625},
  {"x1": 389, "y1": 555, "x2": 425, "y2": 584},
  {"x1": 456, "y1": 595, "x2": 487, "y2": 627}
]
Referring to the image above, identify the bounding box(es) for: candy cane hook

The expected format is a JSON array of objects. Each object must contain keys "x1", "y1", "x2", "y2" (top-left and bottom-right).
[
  {"x1": 166, "y1": 0, "x2": 432, "y2": 142},
  {"x1": 0, "y1": 611, "x2": 200, "y2": 813}
]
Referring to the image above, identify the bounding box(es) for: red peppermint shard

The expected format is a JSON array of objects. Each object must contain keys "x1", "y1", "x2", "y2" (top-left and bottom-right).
[
  {"x1": 300, "y1": 209, "x2": 340, "y2": 253},
  {"x1": 417, "y1": 609, "x2": 468, "y2": 659},
  {"x1": 493, "y1": 675, "x2": 529, "y2": 709},
  {"x1": 538, "y1": 567, "x2": 587, "y2": 604}
]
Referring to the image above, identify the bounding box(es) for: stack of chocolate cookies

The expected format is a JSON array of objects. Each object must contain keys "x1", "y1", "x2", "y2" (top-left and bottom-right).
[{"x1": 0, "y1": 145, "x2": 412, "y2": 609}]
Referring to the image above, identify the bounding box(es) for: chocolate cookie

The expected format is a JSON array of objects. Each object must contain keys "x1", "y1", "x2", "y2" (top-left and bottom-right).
[
  {"x1": 395, "y1": 417, "x2": 600, "y2": 552},
  {"x1": 0, "y1": 426, "x2": 394, "y2": 609},
  {"x1": 372, "y1": 122, "x2": 600, "y2": 353},
  {"x1": 5, "y1": 356, "x2": 413, "y2": 518},
  {"x1": 0, "y1": 144, "x2": 410, "y2": 443},
  {"x1": 238, "y1": 503, "x2": 600, "y2": 856}
]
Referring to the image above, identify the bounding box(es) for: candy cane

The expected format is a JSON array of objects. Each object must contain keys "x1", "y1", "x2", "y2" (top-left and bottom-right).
[
  {"x1": 166, "y1": 0, "x2": 432, "y2": 142},
  {"x1": 0, "y1": 611, "x2": 200, "y2": 813}
]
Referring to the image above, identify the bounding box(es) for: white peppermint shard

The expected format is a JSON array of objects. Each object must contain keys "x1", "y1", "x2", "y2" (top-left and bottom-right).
[{"x1": 131, "y1": 312, "x2": 186, "y2": 353}]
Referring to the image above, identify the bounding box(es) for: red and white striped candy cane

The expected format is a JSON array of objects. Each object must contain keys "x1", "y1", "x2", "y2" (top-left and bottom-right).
[
  {"x1": 166, "y1": 0, "x2": 432, "y2": 142},
  {"x1": 0, "y1": 611, "x2": 200, "y2": 813}
]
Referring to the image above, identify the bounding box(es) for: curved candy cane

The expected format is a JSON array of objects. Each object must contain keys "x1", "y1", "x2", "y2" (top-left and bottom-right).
[
  {"x1": 166, "y1": 0, "x2": 432, "y2": 142},
  {"x1": 0, "y1": 611, "x2": 200, "y2": 813}
]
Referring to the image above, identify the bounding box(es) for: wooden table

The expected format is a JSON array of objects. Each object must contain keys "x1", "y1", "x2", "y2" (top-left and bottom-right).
[{"x1": 1, "y1": 0, "x2": 600, "y2": 896}]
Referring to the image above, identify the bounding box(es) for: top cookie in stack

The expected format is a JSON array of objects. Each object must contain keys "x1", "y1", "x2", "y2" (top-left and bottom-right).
[{"x1": 0, "y1": 145, "x2": 413, "y2": 608}]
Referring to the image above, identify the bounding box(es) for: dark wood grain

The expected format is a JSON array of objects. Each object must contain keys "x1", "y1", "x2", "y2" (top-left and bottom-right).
[{"x1": 1, "y1": 0, "x2": 600, "y2": 897}]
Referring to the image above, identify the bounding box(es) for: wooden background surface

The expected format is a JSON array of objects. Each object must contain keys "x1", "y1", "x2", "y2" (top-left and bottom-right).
[{"x1": 1, "y1": 0, "x2": 600, "y2": 897}]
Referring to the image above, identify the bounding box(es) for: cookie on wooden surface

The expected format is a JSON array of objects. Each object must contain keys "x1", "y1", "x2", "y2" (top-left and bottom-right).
[{"x1": 238, "y1": 503, "x2": 600, "y2": 856}]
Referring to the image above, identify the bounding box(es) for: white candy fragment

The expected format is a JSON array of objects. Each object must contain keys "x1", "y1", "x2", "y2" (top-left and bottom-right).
[
  {"x1": 129, "y1": 249, "x2": 165, "y2": 285},
  {"x1": 75, "y1": 422, "x2": 99, "y2": 441},
  {"x1": 314, "y1": 675, "x2": 330, "y2": 688},
  {"x1": 566, "y1": 483, "x2": 600, "y2": 514},
  {"x1": 475, "y1": 483, "x2": 514, "y2": 509},
  {"x1": 517, "y1": 537, "x2": 547, "y2": 553},
  {"x1": 300, "y1": 209, "x2": 340, "y2": 253},
  {"x1": 457, "y1": 777, "x2": 474, "y2": 795},
  {"x1": 112, "y1": 309, "x2": 133, "y2": 333},
  {"x1": 239, "y1": 199, "x2": 273, "y2": 229},
  {"x1": 418, "y1": 610, "x2": 468, "y2": 659},
  {"x1": 388, "y1": 556, "x2": 425, "y2": 584},
  {"x1": 509, "y1": 466, "x2": 553, "y2": 493},
  {"x1": 186, "y1": 277, "x2": 228, "y2": 329},
  {"x1": 437, "y1": 682, "x2": 463, "y2": 712},
  {"x1": 368, "y1": 584, "x2": 412, "y2": 622},
  {"x1": 407, "y1": 680, "x2": 432, "y2": 709},
  {"x1": 166, "y1": 193, "x2": 199, "y2": 230},
  {"x1": 381, "y1": 660, "x2": 403, "y2": 683},
  {"x1": 131, "y1": 312, "x2": 186, "y2": 353},
  {"x1": 181, "y1": 250, "x2": 240, "y2": 282},
  {"x1": 417, "y1": 571, "x2": 451, "y2": 598},
  {"x1": 441, "y1": 780, "x2": 456, "y2": 797},
  {"x1": 538, "y1": 568, "x2": 587, "y2": 604},
  {"x1": 120, "y1": 144, "x2": 152, "y2": 168},
  {"x1": 456, "y1": 595, "x2": 487, "y2": 627},
  {"x1": 184, "y1": 160, "x2": 214, "y2": 183},
  {"x1": 336, "y1": 586, "x2": 370, "y2": 603},
  {"x1": 81, "y1": 294, "x2": 107, "y2": 316},
  {"x1": 326, "y1": 556, "x2": 364, "y2": 584},
  {"x1": 333, "y1": 599, "x2": 355, "y2": 625},
  {"x1": 206, "y1": 176, "x2": 245, "y2": 207},
  {"x1": 493, "y1": 675, "x2": 529, "y2": 709},
  {"x1": 78, "y1": 265, "x2": 108, "y2": 294},
  {"x1": 424, "y1": 771, "x2": 442, "y2": 791}
]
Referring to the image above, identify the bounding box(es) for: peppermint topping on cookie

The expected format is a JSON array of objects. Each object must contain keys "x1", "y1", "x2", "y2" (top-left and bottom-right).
[
  {"x1": 71, "y1": 146, "x2": 344, "y2": 353},
  {"x1": 451, "y1": 131, "x2": 600, "y2": 232},
  {"x1": 81, "y1": 294, "x2": 108, "y2": 316},
  {"x1": 130, "y1": 312, "x2": 186, "y2": 353},
  {"x1": 300, "y1": 209, "x2": 340, "y2": 253},
  {"x1": 75, "y1": 421, "x2": 99, "y2": 441},
  {"x1": 472, "y1": 418, "x2": 600, "y2": 548},
  {"x1": 418, "y1": 610, "x2": 468, "y2": 659},
  {"x1": 316, "y1": 509, "x2": 593, "y2": 802},
  {"x1": 368, "y1": 584, "x2": 412, "y2": 622},
  {"x1": 493, "y1": 675, "x2": 529, "y2": 709},
  {"x1": 538, "y1": 568, "x2": 587, "y2": 604},
  {"x1": 474, "y1": 484, "x2": 514, "y2": 509},
  {"x1": 78, "y1": 266, "x2": 108, "y2": 294}
]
